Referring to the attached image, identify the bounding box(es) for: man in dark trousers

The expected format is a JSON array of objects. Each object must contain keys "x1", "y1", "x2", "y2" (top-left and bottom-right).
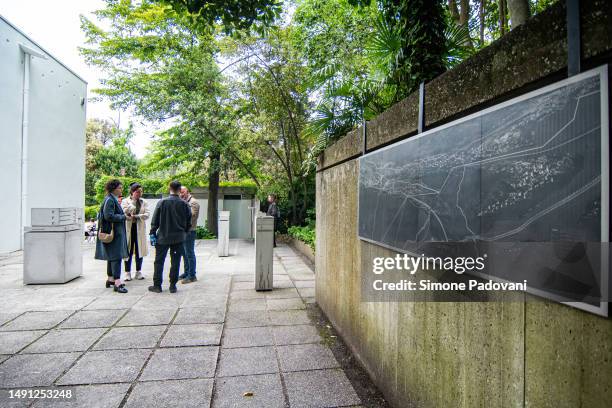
[
  {"x1": 266, "y1": 194, "x2": 280, "y2": 248},
  {"x1": 149, "y1": 180, "x2": 192, "y2": 293}
]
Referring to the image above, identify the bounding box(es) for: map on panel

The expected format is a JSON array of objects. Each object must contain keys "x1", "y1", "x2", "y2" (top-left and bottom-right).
[{"x1": 358, "y1": 67, "x2": 608, "y2": 311}]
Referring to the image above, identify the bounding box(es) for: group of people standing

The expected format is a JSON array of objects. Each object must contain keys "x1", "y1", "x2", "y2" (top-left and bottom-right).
[{"x1": 94, "y1": 179, "x2": 200, "y2": 294}]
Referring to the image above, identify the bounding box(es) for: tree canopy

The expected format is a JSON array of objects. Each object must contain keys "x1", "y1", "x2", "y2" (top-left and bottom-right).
[{"x1": 81, "y1": 0, "x2": 559, "y2": 228}]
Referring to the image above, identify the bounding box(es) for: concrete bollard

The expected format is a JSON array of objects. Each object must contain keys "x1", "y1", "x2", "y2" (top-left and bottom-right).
[
  {"x1": 217, "y1": 211, "x2": 230, "y2": 257},
  {"x1": 255, "y1": 213, "x2": 274, "y2": 291}
]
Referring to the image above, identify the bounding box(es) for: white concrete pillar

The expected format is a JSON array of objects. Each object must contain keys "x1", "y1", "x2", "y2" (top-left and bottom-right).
[
  {"x1": 217, "y1": 211, "x2": 230, "y2": 257},
  {"x1": 255, "y1": 213, "x2": 274, "y2": 291}
]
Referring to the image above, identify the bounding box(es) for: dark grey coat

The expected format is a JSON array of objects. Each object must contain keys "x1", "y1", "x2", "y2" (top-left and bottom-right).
[{"x1": 95, "y1": 194, "x2": 128, "y2": 261}]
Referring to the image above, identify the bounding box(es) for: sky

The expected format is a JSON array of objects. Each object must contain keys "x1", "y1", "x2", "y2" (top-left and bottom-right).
[{"x1": 0, "y1": 0, "x2": 153, "y2": 158}]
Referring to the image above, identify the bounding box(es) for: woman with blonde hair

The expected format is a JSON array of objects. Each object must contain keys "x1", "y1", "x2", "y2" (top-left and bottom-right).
[{"x1": 122, "y1": 182, "x2": 150, "y2": 280}]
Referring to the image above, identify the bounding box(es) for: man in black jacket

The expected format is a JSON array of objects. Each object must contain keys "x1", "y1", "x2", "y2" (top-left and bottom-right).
[{"x1": 149, "y1": 180, "x2": 192, "y2": 293}]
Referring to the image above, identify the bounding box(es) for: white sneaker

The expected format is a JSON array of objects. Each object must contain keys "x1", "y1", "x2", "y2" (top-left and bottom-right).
[
  {"x1": 125, "y1": 272, "x2": 132, "y2": 281},
  {"x1": 135, "y1": 271, "x2": 145, "y2": 280}
]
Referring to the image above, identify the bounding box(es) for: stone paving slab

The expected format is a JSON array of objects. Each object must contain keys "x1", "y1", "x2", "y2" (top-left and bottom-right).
[
  {"x1": 225, "y1": 311, "x2": 270, "y2": 328},
  {"x1": 0, "y1": 312, "x2": 21, "y2": 326},
  {"x1": 232, "y1": 274, "x2": 255, "y2": 282},
  {"x1": 32, "y1": 383, "x2": 131, "y2": 408},
  {"x1": 140, "y1": 346, "x2": 219, "y2": 381},
  {"x1": 58, "y1": 349, "x2": 151, "y2": 385},
  {"x1": 93, "y1": 326, "x2": 166, "y2": 350},
  {"x1": 117, "y1": 308, "x2": 176, "y2": 326},
  {"x1": 212, "y1": 373, "x2": 285, "y2": 408},
  {"x1": 232, "y1": 281, "x2": 257, "y2": 291},
  {"x1": 84, "y1": 296, "x2": 141, "y2": 310},
  {"x1": 0, "y1": 390, "x2": 30, "y2": 407},
  {"x1": 271, "y1": 325, "x2": 321, "y2": 345},
  {"x1": 284, "y1": 369, "x2": 361, "y2": 408},
  {"x1": 268, "y1": 310, "x2": 311, "y2": 326},
  {"x1": 22, "y1": 328, "x2": 106, "y2": 354},
  {"x1": 265, "y1": 288, "x2": 300, "y2": 299},
  {"x1": 227, "y1": 299, "x2": 267, "y2": 313},
  {"x1": 267, "y1": 298, "x2": 306, "y2": 311},
  {"x1": 132, "y1": 295, "x2": 184, "y2": 310},
  {"x1": 272, "y1": 280, "x2": 296, "y2": 289},
  {"x1": 181, "y1": 294, "x2": 228, "y2": 309},
  {"x1": 174, "y1": 307, "x2": 225, "y2": 324},
  {"x1": 125, "y1": 378, "x2": 213, "y2": 408},
  {"x1": 296, "y1": 287, "x2": 316, "y2": 298},
  {"x1": 0, "y1": 352, "x2": 81, "y2": 388},
  {"x1": 277, "y1": 344, "x2": 340, "y2": 372},
  {"x1": 222, "y1": 327, "x2": 274, "y2": 348},
  {"x1": 0, "y1": 330, "x2": 46, "y2": 354},
  {"x1": 229, "y1": 290, "x2": 267, "y2": 300},
  {"x1": 0, "y1": 311, "x2": 74, "y2": 331},
  {"x1": 59, "y1": 310, "x2": 125, "y2": 329},
  {"x1": 160, "y1": 324, "x2": 222, "y2": 347},
  {"x1": 293, "y1": 280, "x2": 315, "y2": 288},
  {"x1": 217, "y1": 346, "x2": 278, "y2": 377}
]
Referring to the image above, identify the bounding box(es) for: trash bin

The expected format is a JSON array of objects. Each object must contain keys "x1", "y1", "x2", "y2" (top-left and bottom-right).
[
  {"x1": 255, "y1": 213, "x2": 274, "y2": 291},
  {"x1": 218, "y1": 210, "x2": 230, "y2": 257}
]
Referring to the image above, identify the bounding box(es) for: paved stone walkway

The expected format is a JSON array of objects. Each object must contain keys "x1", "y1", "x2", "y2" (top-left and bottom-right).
[{"x1": 0, "y1": 240, "x2": 362, "y2": 407}]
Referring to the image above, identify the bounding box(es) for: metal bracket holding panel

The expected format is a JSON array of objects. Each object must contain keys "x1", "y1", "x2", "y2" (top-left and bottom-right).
[
  {"x1": 418, "y1": 81, "x2": 425, "y2": 134},
  {"x1": 566, "y1": 0, "x2": 581, "y2": 76}
]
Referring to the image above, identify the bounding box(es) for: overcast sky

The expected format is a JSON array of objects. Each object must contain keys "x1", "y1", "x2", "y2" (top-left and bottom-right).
[{"x1": 0, "y1": 0, "x2": 153, "y2": 158}]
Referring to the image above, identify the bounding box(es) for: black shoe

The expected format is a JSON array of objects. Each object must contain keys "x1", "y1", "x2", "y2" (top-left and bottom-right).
[
  {"x1": 178, "y1": 273, "x2": 187, "y2": 280},
  {"x1": 148, "y1": 285, "x2": 162, "y2": 293},
  {"x1": 114, "y1": 284, "x2": 128, "y2": 294},
  {"x1": 105, "y1": 280, "x2": 114, "y2": 288},
  {"x1": 169, "y1": 285, "x2": 177, "y2": 293}
]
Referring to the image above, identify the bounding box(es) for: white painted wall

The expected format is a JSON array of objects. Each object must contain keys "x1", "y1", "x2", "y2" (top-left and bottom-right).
[
  {"x1": 142, "y1": 196, "x2": 255, "y2": 239},
  {"x1": 0, "y1": 16, "x2": 87, "y2": 253}
]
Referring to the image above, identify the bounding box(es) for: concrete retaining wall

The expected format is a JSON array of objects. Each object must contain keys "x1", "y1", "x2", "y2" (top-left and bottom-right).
[{"x1": 315, "y1": 1, "x2": 612, "y2": 407}]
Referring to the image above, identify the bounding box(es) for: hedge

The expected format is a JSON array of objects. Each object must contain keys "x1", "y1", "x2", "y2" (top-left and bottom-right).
[
  {"x1": 84, "y1": 205, "x2": 98, "y2": 221},
  {"x1": 94, "y1": 175, "x2": 258, "y2": 204},
  {"x1": 287, "y1": 225, "x2": 315, "y2": 251},
  {"x1": 94, "y1": 176, "x2": 165, "y2": 203}
]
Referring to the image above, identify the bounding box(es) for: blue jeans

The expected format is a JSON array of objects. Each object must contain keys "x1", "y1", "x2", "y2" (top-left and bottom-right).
[{"x1": 182, "y1": 231, "x2": 197, "y2": 278}]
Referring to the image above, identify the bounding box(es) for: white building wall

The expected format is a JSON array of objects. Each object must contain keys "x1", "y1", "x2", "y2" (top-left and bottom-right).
[{"x1": 0, "y1": 16, "x2": 87, "y2": 253}]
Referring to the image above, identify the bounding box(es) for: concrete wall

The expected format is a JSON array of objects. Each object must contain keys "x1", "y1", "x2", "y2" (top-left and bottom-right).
[
  {"x1": 315, "y1": 1, "x2": 612, "y2": 407},
  {"x1": 0, "y1": 16, "x2": 87, "y2": 253}
]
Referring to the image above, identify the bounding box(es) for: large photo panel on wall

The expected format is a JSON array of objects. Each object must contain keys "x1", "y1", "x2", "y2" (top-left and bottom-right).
[{"x1": 358, "y1": 65, "x2": 609, "y2": 316}]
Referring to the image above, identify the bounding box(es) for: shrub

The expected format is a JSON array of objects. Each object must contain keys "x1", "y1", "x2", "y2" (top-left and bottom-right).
[
  {"x1": 94, "y1": 176, "x2": 165, "y2": 203},
  {"x1": 196, "y1": 226, "x2": 216, "y2": 239},
  {"x1": 84, "y1": 205, "x2": 99, "y2": 221},
  {"x1": 287, "y1": 225, "x2": 315, "y2": 251}
]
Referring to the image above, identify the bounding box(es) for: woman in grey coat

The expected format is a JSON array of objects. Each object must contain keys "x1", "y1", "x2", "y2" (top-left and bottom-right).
[{"x1": 95, "y1": 179, "x2": 132, "y2": 293}]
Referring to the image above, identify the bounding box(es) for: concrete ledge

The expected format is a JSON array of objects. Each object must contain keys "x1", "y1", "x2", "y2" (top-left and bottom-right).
[
  {"x1": 317, "y1": 127, "x2": 363, "y2": 171},
  {"x1": 366, "y1": 91, "x2": 419, "y2": 150},
  {"x1": 285, "y1": 237, "x2": 315, "y2": 266}
]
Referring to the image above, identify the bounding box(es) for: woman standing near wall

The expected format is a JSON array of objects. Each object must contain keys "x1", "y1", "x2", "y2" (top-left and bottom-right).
[
  {"x1": 95, "y1": 179, "x2": 130, "y2": 293},
  {"x1": 122, "y1": 183, "x2": 149, "y2": 280}
]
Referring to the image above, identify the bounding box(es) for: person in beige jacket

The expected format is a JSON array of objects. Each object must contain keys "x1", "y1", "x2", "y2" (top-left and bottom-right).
[
  {"x1": 179, "y1": 186, "x2": 200, "y2": 283},
  {"x1": 122, "y1": 182, "x2": 150, "y2": 280}
]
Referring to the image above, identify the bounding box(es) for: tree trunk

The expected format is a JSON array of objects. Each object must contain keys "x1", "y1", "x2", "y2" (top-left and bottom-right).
[
  {"x1": 498, "y1": 0, "x2": 508, "y2": 35},
  {"x1": 449, "y1": 0, "x2": 460, "y2": 25},
  {"x1": 479, "y1": 0, "x2": 486, "y2": 43},
  {"x1": 508, "y1": 0, "x2": 530, "y2": 29},
  {"x1": 459, "y1": 0, "x2": 473, "y2": 47},
  {"x1": 207, "y1": 150, "x2": 220, "y2": 237}
]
